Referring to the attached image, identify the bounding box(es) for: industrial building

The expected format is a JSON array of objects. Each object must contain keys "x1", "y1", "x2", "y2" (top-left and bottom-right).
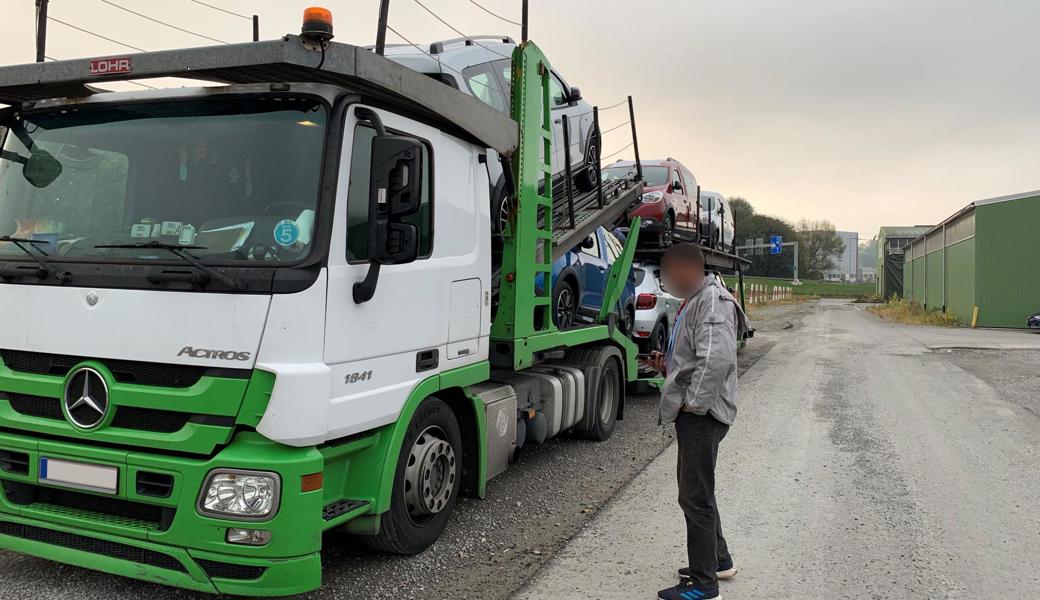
[
  {"x1": 904, "y1": 191, "x2": 1040, "y2": 328},
  {"x1": 823, "y1": 231, "x2": 859, "y2": 281},
  {"x1": 875, "y1": 226, "x2": 933, "y2": 299}
]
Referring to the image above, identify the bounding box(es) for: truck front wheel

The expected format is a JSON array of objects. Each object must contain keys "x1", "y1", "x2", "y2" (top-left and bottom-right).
[{"x1": 366, "y1": 397, "x2": 462, "y2": 555}]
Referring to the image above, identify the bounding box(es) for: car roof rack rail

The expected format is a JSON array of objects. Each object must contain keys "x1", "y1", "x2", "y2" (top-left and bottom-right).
[{"x1": 430, "y1": 35, "x2": 516, "y2": 55}]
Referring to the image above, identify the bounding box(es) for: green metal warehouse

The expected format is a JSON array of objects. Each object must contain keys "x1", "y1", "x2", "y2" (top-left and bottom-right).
[
  {"x1": 876, "y1": 226, "x2": 933, "y2": 300},
  {"x1": 904, "y1": 190, "x2": 1040, "y2": 328}
]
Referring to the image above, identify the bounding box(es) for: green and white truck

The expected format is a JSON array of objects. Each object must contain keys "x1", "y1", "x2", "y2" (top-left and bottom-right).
[{"x1": 0, "y1": 17, "x2": 648, "y2": 596}]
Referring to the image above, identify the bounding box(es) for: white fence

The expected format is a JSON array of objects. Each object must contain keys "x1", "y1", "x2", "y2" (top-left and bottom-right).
[{"x1": 745, "y1": 283, "x2": 793, "y2": 305}]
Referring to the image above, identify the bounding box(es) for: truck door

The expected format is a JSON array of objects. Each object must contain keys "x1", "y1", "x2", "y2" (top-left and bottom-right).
[{"x1": 323, "y1": 105, "x2": 489, "y2": 439}]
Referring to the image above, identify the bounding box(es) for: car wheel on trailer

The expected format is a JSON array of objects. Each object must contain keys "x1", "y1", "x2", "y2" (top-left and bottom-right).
[
  {"x1": 648, "y1": 319, "x2": 667, "y2": 355},
  {"x1": 365, "y1": 397, "x2": 462, "y2": 555},
  {"x1": 620, "y1": 304, "x2": 635, "y2": 335},
  {"x1": 552, "y1": 279, "x2": 578, "y2": 329},
  {"x1": 576, "y1": 138, "x2": 598, "y2": 192},
  {"x1": 661, "y1": 213, "x2": 675, "y2": 247}
]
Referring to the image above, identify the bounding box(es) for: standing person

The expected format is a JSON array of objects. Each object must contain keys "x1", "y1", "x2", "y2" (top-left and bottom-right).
[{"x1": 645, "y1": 243, "x2": 750, "y2": 600}]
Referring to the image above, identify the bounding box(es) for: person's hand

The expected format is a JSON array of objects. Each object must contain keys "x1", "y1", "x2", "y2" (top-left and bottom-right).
[{"x1": 641, "y1": 351, "x2": 666, "y2": 374}]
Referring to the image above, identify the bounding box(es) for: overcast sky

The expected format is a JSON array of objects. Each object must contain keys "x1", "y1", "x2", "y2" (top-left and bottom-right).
[{"x1": 2, "y1": 0, "x2": 1039, "y2": 240}]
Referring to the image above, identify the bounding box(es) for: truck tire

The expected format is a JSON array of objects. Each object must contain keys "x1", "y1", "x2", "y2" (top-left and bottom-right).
[
  {"x1": 566, "y1": 346, "x2": 624, "y2": 441},
  {"x1": 588, "y1": 354, "x2": 621, "y2": 440},
  {"x1": 365, "y1": 397, "x2": 462, "y2": 555}
]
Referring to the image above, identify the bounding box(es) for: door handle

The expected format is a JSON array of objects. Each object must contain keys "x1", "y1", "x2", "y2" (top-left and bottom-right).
[{"x1": 554, "y1": 118, "x2": 562, "y2": 124}]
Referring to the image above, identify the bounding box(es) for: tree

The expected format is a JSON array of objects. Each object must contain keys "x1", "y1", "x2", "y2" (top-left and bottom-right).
[
  {"x1": 729, "y1": 198, "x2": 798, "y2": 278},
  {"x1": 729, "y1": 196, "x2": 754, "y2": 229},
  {"x1": 795, "y1": 219, "x2": 844, "y2": 279}
]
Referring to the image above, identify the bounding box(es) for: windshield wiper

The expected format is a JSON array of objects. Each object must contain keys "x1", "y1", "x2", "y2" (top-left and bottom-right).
[
  {"x1": 0, "y1": 236, "x2": 72, "y2": 283},
  {"x1": 94, "y1": 241, "x2": 247, "y2": 291}
]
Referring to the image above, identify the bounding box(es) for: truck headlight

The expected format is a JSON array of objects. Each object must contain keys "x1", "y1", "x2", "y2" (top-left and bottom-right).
[
  {"x1": 640, "y1": 191, "x2": 664, "y2": 204},
  {"x1": 198, "y1": 470, "x2": 281, "y2": 520}
]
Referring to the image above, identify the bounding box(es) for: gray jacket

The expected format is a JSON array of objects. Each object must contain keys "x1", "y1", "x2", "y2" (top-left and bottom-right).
[{"x1": 659, "y1": 274, "x2": 750, "y2": 426}]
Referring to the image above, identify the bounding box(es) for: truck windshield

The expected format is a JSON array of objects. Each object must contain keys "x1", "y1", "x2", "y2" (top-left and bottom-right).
[
  {"x1": 0, "y1": 96, "x2": 326, "y2": 263},
  {"x1": 602, "y1": 165, "x2": 669, "y2": 187}
]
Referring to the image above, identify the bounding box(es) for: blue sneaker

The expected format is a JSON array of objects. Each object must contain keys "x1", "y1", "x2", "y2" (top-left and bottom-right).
[
  {"x1": 677, "y1": 556, "x2": 737, "y2": 581},
  {"x1": 657, "y1": 581, "x2": 721, "y2": 600}
]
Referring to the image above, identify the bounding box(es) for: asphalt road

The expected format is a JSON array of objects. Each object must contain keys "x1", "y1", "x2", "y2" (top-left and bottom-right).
[
  {"x1": 517, "y1": 299, "x2": 1040, "y2": 599},
  {"x1": 0, "y1": 303, "x2": 808, "y2": 599}
]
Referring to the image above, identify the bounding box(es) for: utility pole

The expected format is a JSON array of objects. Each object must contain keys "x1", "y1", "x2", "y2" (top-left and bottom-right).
[
  {"x1": 375, "y1": 0, "x2": 391, "y2": 55},
  {"x1": 35, "y1": 0, "x2": 49, "y2": 62}
]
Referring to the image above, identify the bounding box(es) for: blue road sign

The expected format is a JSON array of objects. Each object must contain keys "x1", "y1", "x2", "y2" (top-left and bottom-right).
[{"x1": 770, "y1": 235, "x2": 783, "y2": 255}]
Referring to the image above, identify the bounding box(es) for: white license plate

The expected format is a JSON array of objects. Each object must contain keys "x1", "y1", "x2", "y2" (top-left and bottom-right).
[{"x1": 39, "y1": 457, "x2": 118, "y2": 494}]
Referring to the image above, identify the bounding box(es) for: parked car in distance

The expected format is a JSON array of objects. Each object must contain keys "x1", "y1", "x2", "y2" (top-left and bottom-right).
[
  {"x1": 699, "y1": 190, "x2": 735, "y2": 252},
  {"x1": 632, "y1": 263, "x2": 682, "y2": 353},
  {"x1": 1029, "y1": 311, "x2": 1040, "y2": 330},
  {"x1": 548, "y1": 227, "x2": 636, "y2": 333},
  {"x1": 602, "y1": 158, "x2": 699, "y2": 247},
  {"x1": 383, "y1": 36, "x2": 599, "y2": 193}
]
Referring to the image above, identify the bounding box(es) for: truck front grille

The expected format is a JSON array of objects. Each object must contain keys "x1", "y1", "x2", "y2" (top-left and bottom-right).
[
  {"x1": 5, "y1": 393, "x2": 63, "y2": 420},
  {"x1": 2, "y1": 392, "x2": 232, "y2": 433},
  {"x1": 0, "y1": 349, "x2": 222, "y2": 388},
  {"x1": 0, "y1": 520, "x2": 187, "y2": 572}
]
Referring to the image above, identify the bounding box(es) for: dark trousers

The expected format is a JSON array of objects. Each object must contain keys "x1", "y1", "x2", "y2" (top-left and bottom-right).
[{"x1": 675, "y1": 411, "x2": 730, "y2": 591}]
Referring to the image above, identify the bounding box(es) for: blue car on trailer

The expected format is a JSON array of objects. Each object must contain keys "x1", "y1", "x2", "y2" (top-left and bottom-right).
[{"x1": 547, "y1": 226, "x2": 637, "y2": 333}]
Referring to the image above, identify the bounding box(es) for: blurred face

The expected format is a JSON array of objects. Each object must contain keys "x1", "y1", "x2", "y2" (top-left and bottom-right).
[{"x1": 661, "y1": 258, "x2": 705, "y2": 298}]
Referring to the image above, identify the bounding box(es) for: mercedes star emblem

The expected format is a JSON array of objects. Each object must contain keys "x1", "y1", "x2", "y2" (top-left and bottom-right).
[
  {"x1": 64, "y1": 367, "x2": 109, "y2": 429},
  {"x1": 85, "y1": 291, "x2": 99, "y2": 306}
]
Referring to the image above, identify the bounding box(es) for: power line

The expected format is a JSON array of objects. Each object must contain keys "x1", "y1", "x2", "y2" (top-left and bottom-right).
[
  {"x1": 410, "y1": 0, "x2": 512, "y2": 60},
  {"x1": 99, "y1": 0, "x2": 230, "y2": 44},
  {"x1": 468, "y1": 0, "x2": 521, "y2": 26},
  {"x1": 601, "y1": 142, "x2": 634, "y2": 161},
  {"x1": 48, "y1": 16, "x2": 147, "y2": 52},
  {"x1": 599, "y1": 120, "x2": 631, "y2": 135},
  {"x1": 599, "y1": 98, "x2": 630, "y2": 111},
  {"x1": 188, "y1": 0, "x2": 250, "y2": 20}
]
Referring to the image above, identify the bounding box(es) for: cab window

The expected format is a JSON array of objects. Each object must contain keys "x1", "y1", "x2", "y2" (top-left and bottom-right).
[{"x1": 346, "y1": 123, "x2": 433, "y2": 261}]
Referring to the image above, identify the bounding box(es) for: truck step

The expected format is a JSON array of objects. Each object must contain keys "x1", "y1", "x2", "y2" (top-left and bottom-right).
[{"x1": 322, "y1": 499, "x2": 370, "y2": 521}]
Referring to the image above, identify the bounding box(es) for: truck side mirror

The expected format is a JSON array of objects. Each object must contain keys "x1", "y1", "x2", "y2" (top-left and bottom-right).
[
  {"x1": 352, "y1": 105, "x2": 426, "y2": 304},
  {"x1": 569, "y1": 87, "x2": 582, "y2": 104},
  {"x1": 368, "y1": 134, "x2": 423, "y2": 264},
  {"x1": 672, "y1": 181, "x2": 683, "y2": 193},
  {"x1": 581, "y1": 235, "x2": 595, "y2": 249}
]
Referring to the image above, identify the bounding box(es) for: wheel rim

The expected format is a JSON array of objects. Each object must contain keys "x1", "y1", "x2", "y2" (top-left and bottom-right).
[
  {"x1": 403, "y1": 425, "x2": 456, "y2": 524},
  {"x1": 599, "y1": 364, "x2": 618, "y2": 423},
  {"x1": 556, "y1": 287, "x2": 576, "y2": 328},
  {"x1": 585, "y1": 144, "x2": 598, "y2": 186}
]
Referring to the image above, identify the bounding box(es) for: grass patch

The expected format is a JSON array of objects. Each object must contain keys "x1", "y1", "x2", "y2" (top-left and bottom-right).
[
  {"x1": 868, "y1": 297, "x2": 960, "y2": 326},
  {"x1": 739, "y1": 276, "x2": 876, "y2": 299}
]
